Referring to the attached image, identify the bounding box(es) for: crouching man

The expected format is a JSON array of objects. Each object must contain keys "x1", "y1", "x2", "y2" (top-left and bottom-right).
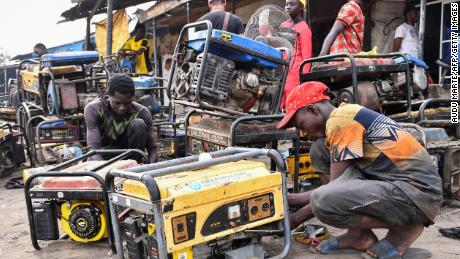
[
  {"x1": 84, "y1": 73, "x2": 157, "y2": 163},
  {"x1": 277, "y1": 81, "x2": 442, "y2": 258}
]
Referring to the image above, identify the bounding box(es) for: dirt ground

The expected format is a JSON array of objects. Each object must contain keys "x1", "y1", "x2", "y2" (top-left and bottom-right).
[{"x1": 0, "y1": 170, "x2": 459, "y2": 259}]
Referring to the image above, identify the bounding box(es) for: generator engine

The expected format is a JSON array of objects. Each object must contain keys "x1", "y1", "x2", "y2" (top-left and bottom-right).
[
  {"x1": 170, "y1": 29, "x2": 285, "y2": 115},
  {"x1": 334, "y1": 67, "x2": 428, "y2": 111},
  {"x1": 61, "y1": 200, "x2": 107, "y2": 242},
  {"x1": 173, "y1": 52, "x2": 279, "y2": 114}
]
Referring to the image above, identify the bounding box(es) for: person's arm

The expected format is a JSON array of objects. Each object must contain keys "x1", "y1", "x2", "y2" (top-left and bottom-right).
[
  {"x1": 320, "y1": 2, "x2": 358, "y2": 56},
  {"x1": 236, "y1": 17, "x2": 245, "y2": 35},
  {"x1": 393, "y1": 25, "x2": 404, "y2": 52},
  {"x1": 136, "y1": 39, "x2": 149, "y2": 56},
  {"x1": 319, "y1": 20, "x2": 345, "y2": 56},
  {"x1": 393, "y1": 38, "x2": 402, "y2": 52},
  {"x1": 140, "y1": 108, "x2": 157, "y2": 163},
  {"x1": 300, "y1": 24, "x2": 313, "y2": 72},
  {"x1": 84, "y1": 103, "x2": 103, "y2": 161},
  {"x1": 330, "y1": 160, "x2": 352, "y2": 180}
]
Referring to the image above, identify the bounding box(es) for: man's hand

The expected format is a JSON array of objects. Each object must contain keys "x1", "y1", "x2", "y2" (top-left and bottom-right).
[
  {"x1": 136, "y1": 49, "x2": 145, "y2": 56},
  {"x1": 148, "y1": 149, "x2": 158, "y2": 163},
  {"x1": 88, "y1": 154, "x2": 104, "y2": 161}
]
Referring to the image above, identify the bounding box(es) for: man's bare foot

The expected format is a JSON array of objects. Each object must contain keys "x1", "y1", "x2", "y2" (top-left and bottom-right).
[
  {"x1": 366, "y1": 224, "x2": 424, "y2": 257},
  {"x1": 317, "y1": 228, "x2": 378, "y2": 252}
]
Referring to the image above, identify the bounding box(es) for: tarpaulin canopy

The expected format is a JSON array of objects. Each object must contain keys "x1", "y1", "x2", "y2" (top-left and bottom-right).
[{"x1": 94, "y1": 9, "x2": 130, "y2": 57}]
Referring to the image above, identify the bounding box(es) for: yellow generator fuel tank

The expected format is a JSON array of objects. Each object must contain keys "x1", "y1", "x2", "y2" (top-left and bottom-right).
[{"x1": 120, "y1": 160, "x2": 285, "y2": 254}]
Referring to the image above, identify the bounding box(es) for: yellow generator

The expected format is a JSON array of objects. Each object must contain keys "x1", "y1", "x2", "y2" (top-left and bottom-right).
[
  {"x1": 107, "y1": 148, "x2": 291, "y2": 259},
  {"x1": 24, "y1": 149, "x2": 145, "y2": 251}
]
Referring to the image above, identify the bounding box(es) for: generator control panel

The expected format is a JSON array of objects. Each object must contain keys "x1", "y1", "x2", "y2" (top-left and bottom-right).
[{"x1": 201, "y1": 193, "x2": 275, "y2": 236}]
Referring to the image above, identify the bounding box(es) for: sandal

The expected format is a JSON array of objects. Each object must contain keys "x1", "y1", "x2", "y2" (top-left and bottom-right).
[
  {"x1": 317, "y1": 237, "x2": 362, "y2": 254},
  {"x1": 363, "y1": 239, "x2": 432, "y2": 259}
]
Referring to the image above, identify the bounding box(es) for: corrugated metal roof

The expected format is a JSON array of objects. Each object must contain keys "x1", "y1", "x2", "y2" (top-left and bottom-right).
[{"x1": 60, "y1": 0, "x2": 156, "y2": 22}]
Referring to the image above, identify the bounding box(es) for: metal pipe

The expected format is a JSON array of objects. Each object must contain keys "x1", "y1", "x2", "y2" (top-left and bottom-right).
[
  {"x1": 152, "y1": 19, "x2": 164, "y2": 106},
  {"x1": 49, "y1": 149, "x2": 145, "y2": 171},
  {"x1": 300, "y1": 53, "x2": 412, "y2": 119},
  {"x1": 124, "y1": 147, "x2": 244, "y2": 174},
  {"x1": 418, "y1": 98, "x2": 452, "y2": 121},
  {"x1": 186, "y1": 1, "x2": 191, "y2": 24},
  {"x1": 265, "y1": 149, "x2": 291, "y2": 258},
  {"x1": 418, "y1": 0, "x2": 426, "y2": 58},
  {"x1": 229, "y1": 114, "x2": 284, "y2": 146},
  {"x1": 106, "y1": 0, "x2": 113, "y2": 57},
  {"x1": 86, "y1": 16, "x2": 91, "y2": 51},
  {"x1": 63, "y1": 76, "x2": 108, "y2": 84},
  {"x1": 275, "y1": 47, "x2": 291, "y2": 113},
  {"x1": 108, "y1": 196, "x2": 124, "y2": 258}
]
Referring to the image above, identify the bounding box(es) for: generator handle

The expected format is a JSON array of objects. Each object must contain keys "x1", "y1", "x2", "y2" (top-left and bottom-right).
[
  {"x1": 299, "y1": 53, "x2": 412, "y2": 118},
  {"x1": 24, "y1": 171, "x2": 115, "y2": 252},
  {"x1": 49, "y1": 149, "x2": 147, "y2": 172},
  {"x1": 417, "y1": 98, "x2": 453, "y2": 121},
  {"x1": 108, "y1": 148, "x2": 286, "y2": 201},
  {"x1": 274, "y1": 47, "x2": 291, "y2": 114},
  {"x1": 299, "y1": 53, "x2": 358, "y2": 103},
  {"x1": 229, "y1": 114, "x2": 284, "y2": 146}
]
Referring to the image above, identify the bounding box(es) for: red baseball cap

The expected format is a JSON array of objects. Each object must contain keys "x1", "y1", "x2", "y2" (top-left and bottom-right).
[{"x1": 276, "y1": 81, "x2": 330, "y2": 129}]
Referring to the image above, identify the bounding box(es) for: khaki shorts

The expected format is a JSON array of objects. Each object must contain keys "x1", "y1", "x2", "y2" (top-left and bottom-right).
[{"x1": 310, "y1": 166, "x2": 430, "y2": 228}]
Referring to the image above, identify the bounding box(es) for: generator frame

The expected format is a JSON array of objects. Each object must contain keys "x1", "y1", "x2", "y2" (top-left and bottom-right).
[
  {"x1": 24, "y1": 149, "x2": 147, "y2": 252},
  {"x1": 16, "y1": 57, "x2": 107, "y2": 117},
  {"x1": 0, "y1": 123, "x2": 34, "y2": 175},
  {"x1": 106, "y1": 147, "x2": 292, "y2": 259},
  {"x1": 184, "y1": 109, "x2": 302, "y2": 192},
  {"x1": 167, "y1": 21, "x2": 290, "y2": 117},
  {"x1": 299, "y1": 53, "x2": 413, "y2": 120},
  {"x1": 14, "y1": 54, "x2": 108, "y2": 165}
]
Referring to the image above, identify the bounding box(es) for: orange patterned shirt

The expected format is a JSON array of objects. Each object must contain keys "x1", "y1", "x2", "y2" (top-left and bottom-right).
[{"x1": 325, "y1": 103, "x2": 442, "y2": 221}]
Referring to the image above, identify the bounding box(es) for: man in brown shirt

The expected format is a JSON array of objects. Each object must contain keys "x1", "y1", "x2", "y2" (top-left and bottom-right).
[{"x1": 84, "y1": 73, "x2": 157, "y2": 162}]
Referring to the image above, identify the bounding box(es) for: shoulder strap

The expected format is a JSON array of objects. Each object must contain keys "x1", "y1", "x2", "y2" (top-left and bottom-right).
[{"x1": 222, "y1": 12, "x2": 231, "y2": 31}]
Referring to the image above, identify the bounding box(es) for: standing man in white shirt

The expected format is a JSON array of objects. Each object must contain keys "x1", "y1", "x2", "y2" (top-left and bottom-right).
[{"x1": 393, "y1": 6, "x2": 419, "y2": 57}]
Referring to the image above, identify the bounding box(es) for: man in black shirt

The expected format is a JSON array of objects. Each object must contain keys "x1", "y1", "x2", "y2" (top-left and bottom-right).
[{"x1": 197, "y1": 0, "x2": 244, "y2": 34}]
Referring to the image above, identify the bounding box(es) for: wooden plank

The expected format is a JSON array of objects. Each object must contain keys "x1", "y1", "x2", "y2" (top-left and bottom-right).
[
  {"x1": 141, "y1": 0, "x2": 191, "y2": 22},
  {"x1": 0, "y1": 107, "x2": 16, "y2": 121}
]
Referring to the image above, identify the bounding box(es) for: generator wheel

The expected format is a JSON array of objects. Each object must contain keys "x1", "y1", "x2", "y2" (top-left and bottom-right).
[{"x1": 47, "y1": 81, "x2": 58, "y2": 115}]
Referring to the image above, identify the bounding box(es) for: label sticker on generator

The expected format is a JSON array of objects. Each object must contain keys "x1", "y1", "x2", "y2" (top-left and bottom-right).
[
  {"x1": 220, "y1": 32, "x2": 232, "y2": 42},
  {"x1": 187, "y1": 172, "x2": 251, "y2": 191}
]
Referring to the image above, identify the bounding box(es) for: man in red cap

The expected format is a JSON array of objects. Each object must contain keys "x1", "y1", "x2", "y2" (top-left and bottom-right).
[
  {"x1": 278, "y1": 81, "x2": 441, "y2": 258},
  {"x1": 197, "y1": 0, "x2": 244, "y2": 34}
]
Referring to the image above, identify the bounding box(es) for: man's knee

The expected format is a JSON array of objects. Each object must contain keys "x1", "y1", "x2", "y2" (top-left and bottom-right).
[
  {"x1": 310, "y1": 186, "x2": 360, "y2": 228},
  {"x1": 310, "y1": 187, "x2": 335, "y2": 222}
]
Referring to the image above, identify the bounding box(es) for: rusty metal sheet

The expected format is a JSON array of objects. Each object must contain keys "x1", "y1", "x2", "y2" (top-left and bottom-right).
[{"x1": 59, "y1": 83, "x2": 78, "y2": 110}]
